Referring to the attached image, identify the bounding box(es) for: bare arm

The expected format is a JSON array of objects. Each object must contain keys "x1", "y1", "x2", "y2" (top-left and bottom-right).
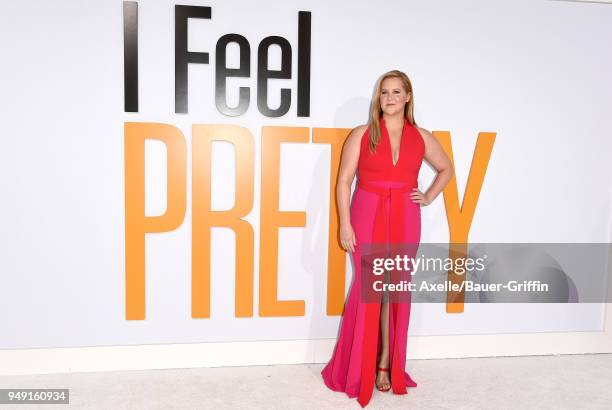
[
  {"x1": 411, "y1": 127, "x2": 454, "y2": 205},
  {"x1": 336, "y1": 124, "x2": 367, "y2": 252}
]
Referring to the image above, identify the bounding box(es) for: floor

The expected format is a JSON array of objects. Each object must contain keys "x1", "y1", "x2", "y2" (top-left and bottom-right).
[{"x1": 0, "y1": 354, "x2": 610, "y2": 409}]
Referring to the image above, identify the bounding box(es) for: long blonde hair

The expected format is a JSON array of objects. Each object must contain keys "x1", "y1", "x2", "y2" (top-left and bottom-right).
[{"x1": 368, "y1": 70, "x2": 416, "y2": 153}]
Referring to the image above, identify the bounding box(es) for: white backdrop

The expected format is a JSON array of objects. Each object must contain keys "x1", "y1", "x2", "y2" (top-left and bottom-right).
[{"x1": 1, "y1": 0, "x2": 611, "y2": 350}]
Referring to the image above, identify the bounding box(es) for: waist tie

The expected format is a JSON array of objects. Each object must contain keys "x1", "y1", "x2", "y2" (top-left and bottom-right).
[
  {"x1": 358, "y1": 181, "x2": 414, "y2": 244},
  {"x1": 357, "y1": 180, "x2": 415, "y2": 407}
]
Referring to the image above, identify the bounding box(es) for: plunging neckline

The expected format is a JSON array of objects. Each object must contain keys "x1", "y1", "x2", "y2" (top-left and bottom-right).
[
  {"x1": 389, "y1": 132, "x2": 402, "y2": 166},
  {"x1": 383, "y1": 118, "x2": 406, "y2": 167}
]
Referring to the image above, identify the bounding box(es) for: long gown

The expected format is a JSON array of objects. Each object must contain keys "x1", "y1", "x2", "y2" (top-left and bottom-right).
[{"x1": 321, "y1": 117, "x2": 424, "y2": 407}]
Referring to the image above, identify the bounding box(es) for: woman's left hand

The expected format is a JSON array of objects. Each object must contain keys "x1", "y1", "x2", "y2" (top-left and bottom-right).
[{"x1": 410, "y1": 188, "x2": 432, "y2": 206}]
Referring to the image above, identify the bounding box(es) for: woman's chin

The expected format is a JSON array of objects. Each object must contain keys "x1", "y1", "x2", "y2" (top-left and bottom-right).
[{"x1": 382, "y1": 108, "x2": 402, "y2": 116}]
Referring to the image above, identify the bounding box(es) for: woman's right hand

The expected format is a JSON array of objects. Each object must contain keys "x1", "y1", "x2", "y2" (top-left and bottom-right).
[{"x1": 340, "y1": 223, "x2": 357, "y2": 253}]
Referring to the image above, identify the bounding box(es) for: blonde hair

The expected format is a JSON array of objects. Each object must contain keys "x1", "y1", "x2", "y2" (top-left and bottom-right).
[{"x1": 368, "y1": 70, "x2": 416, "y2": 153}]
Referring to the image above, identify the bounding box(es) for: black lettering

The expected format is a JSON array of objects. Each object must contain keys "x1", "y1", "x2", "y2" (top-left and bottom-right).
[
  {"x1": 123, "y1": 1, "x2": 138, "y2": 112},
  {"x1": 175, "y1": 5, "x2": 212, "y2": 114},
  {"x1": 215, "y1": 34, "x2": 251, "y2": 116},
  {"x1": 297, "y1": 11, "x2": 311, "y2": 117},
  {"x1": 257, "y1": 37, "x2": 291, "y2": 117}
]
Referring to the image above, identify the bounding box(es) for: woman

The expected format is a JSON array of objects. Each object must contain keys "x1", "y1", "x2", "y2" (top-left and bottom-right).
[{"x1": 321, "y1": 70, "x2": 453, "y2": 407}]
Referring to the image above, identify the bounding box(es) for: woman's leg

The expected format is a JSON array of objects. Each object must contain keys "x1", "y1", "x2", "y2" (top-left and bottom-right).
[{"x1": 376, "y1": 299, "x2": 391, "y2": 390}]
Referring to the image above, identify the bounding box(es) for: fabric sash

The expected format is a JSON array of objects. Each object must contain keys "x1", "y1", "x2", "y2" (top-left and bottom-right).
[{"x1": 356, "y1": 180, "x2": 415, "y2": 406}]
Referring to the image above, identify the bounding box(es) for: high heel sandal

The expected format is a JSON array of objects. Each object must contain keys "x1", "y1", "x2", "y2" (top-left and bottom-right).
[{"x1": 376, "y1": 367, "x2": 391, "y2": 392}]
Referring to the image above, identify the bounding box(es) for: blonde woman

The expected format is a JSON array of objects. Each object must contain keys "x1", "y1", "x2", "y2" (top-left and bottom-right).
[{"x1": 321, "y1": 70, "x2": 453, "y2": 407}]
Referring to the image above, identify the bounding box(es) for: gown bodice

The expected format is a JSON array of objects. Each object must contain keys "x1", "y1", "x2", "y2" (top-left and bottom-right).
[{"x1": 357, "y1": 117, "x2": 425, "y2": 185}]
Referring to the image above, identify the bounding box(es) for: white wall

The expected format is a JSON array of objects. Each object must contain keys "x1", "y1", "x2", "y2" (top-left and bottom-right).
[{"x1": 0, "y1": 0, "x2": 611, "y2": 374}]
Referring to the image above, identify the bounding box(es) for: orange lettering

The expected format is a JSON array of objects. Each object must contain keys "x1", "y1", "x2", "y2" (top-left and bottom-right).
[
  {"x1": 259, "y1": 126, "x2": 308, "y2": 316},
  {"x1": 192, "y1": 125, "x2": 255, "y2": 318},
  {"x1": 125, "y1": 122, "x2": 187, "y2": 320},
  {"x1": 434, "y1": 131, "x2": 496, "y2": 313},
  {"x1": 312, "y1": 128, "x2": 352, "y2": 315}
]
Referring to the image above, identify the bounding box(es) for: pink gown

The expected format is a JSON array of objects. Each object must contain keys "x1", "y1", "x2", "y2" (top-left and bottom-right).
[{"x1": 321, "y1": 118, "x2": 424, "y2": 407}]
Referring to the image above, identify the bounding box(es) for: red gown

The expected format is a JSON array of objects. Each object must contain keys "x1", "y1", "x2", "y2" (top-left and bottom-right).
[{"x1": 321, "y1": 117, "x2": 425, "y2": 407}]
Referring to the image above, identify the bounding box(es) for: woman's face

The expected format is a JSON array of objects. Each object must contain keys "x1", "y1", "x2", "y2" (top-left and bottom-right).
[{"x1": 380, "y1": 77, "x2": 410, "y2": 116}]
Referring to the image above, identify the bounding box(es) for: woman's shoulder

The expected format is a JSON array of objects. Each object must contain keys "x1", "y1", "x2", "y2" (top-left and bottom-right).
[
  {"x1": 343, "y1": 123, "x2": 368, "y2": 143},
  {"x1": 342, "y1": 124, "x2": 368, "y2": 151},
  {"x1": 354, "y1": 123, "x2": 369, "y2": 133},
  {"x1": 415, "y1": 125, "x2": 435, "y2": 143},
  {"x1": 348, "y1": 123, "x2": 369, "y2": 142},
  {"x1": 414, "y1": 124, "x2": 428, "y2": 133}
]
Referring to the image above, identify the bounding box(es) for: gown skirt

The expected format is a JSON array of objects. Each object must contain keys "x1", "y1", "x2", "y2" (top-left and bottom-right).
[{"x1": 321, "y1": 118, "x2": 424, "y2": 407}]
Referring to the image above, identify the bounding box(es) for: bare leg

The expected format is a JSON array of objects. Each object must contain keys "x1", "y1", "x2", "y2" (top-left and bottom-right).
[{"x1": 376, "y1": 300, "x2": 391, "y2": 390}]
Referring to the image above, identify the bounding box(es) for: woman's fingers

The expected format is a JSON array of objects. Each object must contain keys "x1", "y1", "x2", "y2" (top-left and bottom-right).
[
  {"x1": 341, "y1": 238, "x2": 355, "y2": 253},
  {"x1": 411, "y1": 193, "x2": 424, "y2": 203},
  {"x1": 410, "y1": 188, "x2": 430, "y2": 206},
  {"x1": 341, "y1": 232, "x2": 356, "y2": 253}
]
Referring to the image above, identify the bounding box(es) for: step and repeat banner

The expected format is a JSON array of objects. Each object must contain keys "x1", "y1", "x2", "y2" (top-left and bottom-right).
[{"x1": 1, "y1": 0, "x2": 611, "y2": 349}]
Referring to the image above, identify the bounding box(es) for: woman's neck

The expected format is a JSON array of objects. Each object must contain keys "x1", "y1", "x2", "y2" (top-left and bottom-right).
[{"x1": 382, "y1": 113, "x2": 405, "y2": 130}]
